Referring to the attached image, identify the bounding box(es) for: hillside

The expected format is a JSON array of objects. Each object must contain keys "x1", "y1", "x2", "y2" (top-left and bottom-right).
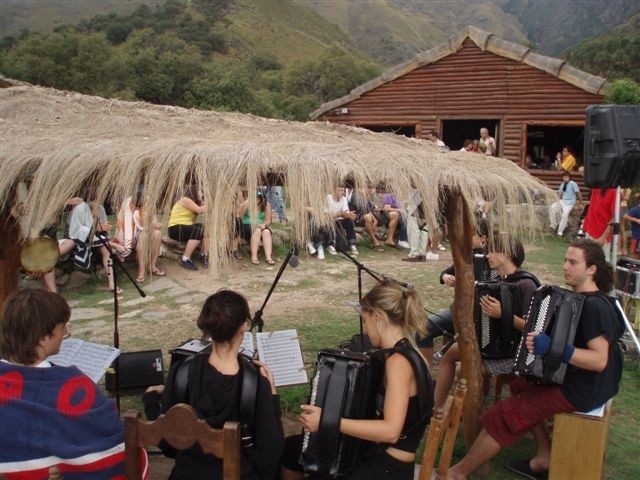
[
  {"x1": 0, "y1": 0, "x2": 154, "y2": 35},
  {"x1": 565, "y1": 12, "x2": 640, "y2": 83},
  {"x1": 298, "y1": 0, "x2": 639, "y2": 65}
]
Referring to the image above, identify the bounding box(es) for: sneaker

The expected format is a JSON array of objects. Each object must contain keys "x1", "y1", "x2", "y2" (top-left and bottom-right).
[
  {"x1": 557, "y1": 232, "x2": 563, "y2": 237},
  {"x1": 401, "y1": 256, "x2": 423, "y2": 262},
  {"x1": 327, "y1": 245, "x2": 337, "y2": 255},
  {"x1": 425, "y1": 252, "x2": 440, "y2": 261},
  {"x1": 437, "y1": 244, "x2": 446, "y2": 251},
  {"x1": 317, "y1": 245, "x2": 325, "y2": 260},
  {"x1": 397, "y1": 240, "x2": 410, "y2": 249},
  {"x1": 350, "y1": 245, "x2": 359, "y2": 255},
  {"x1": 306, "y1": 241, "x2": 317, "y2": 256},
  {"x1": 179, "y1": 257, "x2": 198, "y2": 270},
  {"x1": 200, "y1": 253, "x2": 210, "y2": 268}
]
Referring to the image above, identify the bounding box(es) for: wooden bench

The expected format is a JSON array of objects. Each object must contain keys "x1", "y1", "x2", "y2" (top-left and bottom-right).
[{"x1": 549, "y1": 401, "x2": 613, "y2": 480}]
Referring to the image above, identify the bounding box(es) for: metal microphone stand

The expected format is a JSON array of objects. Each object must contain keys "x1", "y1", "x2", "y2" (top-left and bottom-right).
[
  {"x1": 250, "y1": 248, "x2": 296, "y2": 333},
  {"x1": 95, "y1": 231, "x2": 146, "y2": 412},
  {"x1": 338, "y1": 248, "x2": 413, "y2": 338}
]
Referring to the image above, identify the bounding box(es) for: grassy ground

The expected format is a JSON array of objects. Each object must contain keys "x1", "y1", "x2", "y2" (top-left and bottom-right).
[{"x1": 51, "y1": 232, "x2": 640, "y2": 479}]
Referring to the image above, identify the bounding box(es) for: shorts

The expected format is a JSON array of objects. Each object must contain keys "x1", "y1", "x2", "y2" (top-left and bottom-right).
[
  {"x1": 168, "y1": 223, "x2": 204, "y2": 242},
  {"x1": 480, "y1": 378, "x2": 575, "y2": 448}
]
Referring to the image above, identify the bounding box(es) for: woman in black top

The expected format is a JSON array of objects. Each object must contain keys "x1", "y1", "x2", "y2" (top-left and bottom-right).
[
  {"x1": 281, "y1": 281, "x2": 434, "y2": 480},
  {"x1": 145, "y1": 290, "x2": 284, "y2": 480}
]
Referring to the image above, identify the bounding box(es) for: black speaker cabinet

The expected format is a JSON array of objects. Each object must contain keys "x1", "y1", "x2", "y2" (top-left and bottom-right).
[
  {"x1": 105, "y1": 349, "x2": 164, "y2": 390},
  {"x1": 583, "y1": 104, "x2": 640, "y2": 188}
]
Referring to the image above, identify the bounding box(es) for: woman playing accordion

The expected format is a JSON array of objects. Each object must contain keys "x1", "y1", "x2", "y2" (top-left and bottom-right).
[{"x1": 281, "y1": 281, "x2": 434, "y2": 480}]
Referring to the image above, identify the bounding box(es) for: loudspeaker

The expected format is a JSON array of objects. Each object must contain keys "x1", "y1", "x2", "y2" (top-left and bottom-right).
[
  {"x1": 583, "y1": 104, "x2": 640, "y2": 188},
  {"x1": 105, "y1": 349, "x2": 164, "y2": 390}
]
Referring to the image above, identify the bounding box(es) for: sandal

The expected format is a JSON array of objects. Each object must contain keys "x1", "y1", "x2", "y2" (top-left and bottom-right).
[
  {"x1": 151, "y1": 269, "x2": 166, "y2": 277},
  {"x1": 266, "y1": 258, "x2": 276, "y2": 265},
  {"x1": 372, "y1": 243, "x2": 385, "y2": 252},
  {"x1": 136, "y1": 277, "x2": 145, "y2": 283},
  {"x1": 109, "y1": 287, "x2": 124, "y2": 294},
  {"x1": 231, "y1": 250, "x2": 242, "y2": 260},
  {"x1": 251, "y1": 258, "x2": 260, "y2": 265}
]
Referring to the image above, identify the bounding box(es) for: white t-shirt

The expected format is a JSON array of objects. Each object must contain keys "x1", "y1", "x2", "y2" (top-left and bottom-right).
[
  {"x1": 326, "y1": 194, "x2": 349, "y2": 215},
  {"x1": 480, "y1": 136, "x2": 496, "y2": 156}
]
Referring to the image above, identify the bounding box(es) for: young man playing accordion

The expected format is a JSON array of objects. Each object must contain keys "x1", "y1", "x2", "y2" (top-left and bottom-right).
[{"x1": 447, "y1": 239, "x2": 624, "y2": 480}]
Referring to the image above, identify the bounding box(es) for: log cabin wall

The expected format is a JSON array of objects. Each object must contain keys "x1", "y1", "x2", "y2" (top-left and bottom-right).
[{"x1": 318, "y1": 39, "x2": 605, "y2": 164}]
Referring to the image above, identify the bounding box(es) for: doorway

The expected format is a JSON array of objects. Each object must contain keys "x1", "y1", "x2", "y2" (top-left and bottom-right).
[{"x1": 441, "y1": 119, "x2": 500, "y2": 152}]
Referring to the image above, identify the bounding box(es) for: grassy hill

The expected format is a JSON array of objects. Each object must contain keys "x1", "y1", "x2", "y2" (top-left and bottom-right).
[
  {"x1": 0, "y1": 0, "x2": 154, "y2": 36},
  {"x1": 223, "y1": 0, "x2": 362, "y2": 65}
]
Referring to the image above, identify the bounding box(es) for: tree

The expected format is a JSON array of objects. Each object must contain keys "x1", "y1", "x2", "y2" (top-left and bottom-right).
[{"x1": 605, "y1": 78, "x2": 640, "y2": 105}]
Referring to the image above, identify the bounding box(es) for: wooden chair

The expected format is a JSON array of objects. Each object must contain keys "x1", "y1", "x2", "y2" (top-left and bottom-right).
[
  {"x1": 418, "y1": 378, "x2": 467, "y2": 480},
  {"x1": 124, "y1": 403, "x2": 241, "y2": 480}
]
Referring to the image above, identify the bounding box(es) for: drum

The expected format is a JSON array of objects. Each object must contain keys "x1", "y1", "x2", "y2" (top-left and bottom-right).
[{"x1": 20, "y1": 236, "x2": 59, "y2": 274}]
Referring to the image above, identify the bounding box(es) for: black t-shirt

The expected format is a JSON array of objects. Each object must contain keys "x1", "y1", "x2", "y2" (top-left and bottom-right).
[{"x1": 562, "y1": 293, "x2": 624, "y2": 412}]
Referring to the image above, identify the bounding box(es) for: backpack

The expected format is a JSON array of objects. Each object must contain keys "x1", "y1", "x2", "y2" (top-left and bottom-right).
[{"x1": 173, "y1": 353, "x2": 259, "y2": 462}]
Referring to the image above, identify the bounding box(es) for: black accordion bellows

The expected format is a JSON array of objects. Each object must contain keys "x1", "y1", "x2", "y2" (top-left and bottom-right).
[
  {"x1": 300, "y1": 349, "x2": 384, "y2": 477},
  {"x1": 513, "y1": 285, "x2": 585, "y2": 384}
]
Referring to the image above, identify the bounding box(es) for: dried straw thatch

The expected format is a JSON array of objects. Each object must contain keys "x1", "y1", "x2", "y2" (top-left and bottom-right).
[{"x1": 0, "y1": 83, "x2": 554, "y2": 271}]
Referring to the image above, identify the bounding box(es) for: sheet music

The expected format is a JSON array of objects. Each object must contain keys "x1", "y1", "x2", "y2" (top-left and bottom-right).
[
  {"x1": 49, "y1": 339, "x2": 120, "y2": 383},
  {"x1": 256, "y1": 329, "x2": 307, "y2": 387},
  {"x1": 240, "y1": 332, "x2": 255, "y2": 357}
]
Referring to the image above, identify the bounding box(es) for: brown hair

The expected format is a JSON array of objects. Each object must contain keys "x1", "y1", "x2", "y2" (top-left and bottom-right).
[
  {"x1": 0, "y1": 290, "x2": 70, "y2": 364},
  {"x1": 489, "y1": 233, "x2": 525, "y2": 267},
  {"x1": 569, "y1": 239, "x2": 613, "y2": 292},
  {"x1": 197, "y1": 289, "x2": 251, "y2": 343}
]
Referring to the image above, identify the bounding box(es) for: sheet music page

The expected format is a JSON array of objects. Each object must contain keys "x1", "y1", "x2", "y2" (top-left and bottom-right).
[
  {"x1": 256, "y1": 329, "x2": 307, "y2": 387},
  {"x1": 240, "y1": 332, "x2": 255, "y2": 357},
  {"x1": 49, "y1": 339, "x2": 121, "y2": 383}
]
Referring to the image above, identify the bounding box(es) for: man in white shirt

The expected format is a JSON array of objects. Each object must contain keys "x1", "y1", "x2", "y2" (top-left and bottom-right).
[
  {"x1": 549, "y1": 171, "x2": 583, "y2": 237},
  {"x1": 479, "y1": 127, "x2": 497, "y2": 156}
]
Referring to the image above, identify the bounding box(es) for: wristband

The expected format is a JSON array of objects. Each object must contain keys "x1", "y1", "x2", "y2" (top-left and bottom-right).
[
  {"x1": 533, "y1": 332, "x2": 551, "y2": 356},
  {"x1": 562, "y1": 344, "x2": 575, "y2": 363}
]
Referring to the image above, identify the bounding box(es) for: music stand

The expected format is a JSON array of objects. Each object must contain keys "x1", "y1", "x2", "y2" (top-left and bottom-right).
[{"x1": 95, "y1": 231, "x2": 146, "y2": 411}]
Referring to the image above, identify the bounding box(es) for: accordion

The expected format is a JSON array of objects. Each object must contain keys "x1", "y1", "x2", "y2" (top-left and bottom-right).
[
  {"x1": 475, "y1": 281, "x2": 521, "y2": 359},
  {"x1": 513, "y1": 285, "x2": 585, "y2": 384},
  {"x1": 300, "y1": 349, "x2": 384, "y2": 477}
]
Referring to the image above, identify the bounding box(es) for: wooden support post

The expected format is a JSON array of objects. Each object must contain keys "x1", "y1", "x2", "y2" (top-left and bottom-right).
[
  {"x1": 444, "y1": 191, "x2": 483, "y2": 446},
  {"x1": 0, "y1": 213, "x2": 21, "y2": 308}
]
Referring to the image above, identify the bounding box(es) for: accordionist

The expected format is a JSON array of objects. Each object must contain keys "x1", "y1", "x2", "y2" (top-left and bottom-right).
[
  {"x1": 433, "y1": 234, "x2": 539, "y2": 409},
  {"x1": 446, "y1": 239, "x2": 625, "y2": 480}
]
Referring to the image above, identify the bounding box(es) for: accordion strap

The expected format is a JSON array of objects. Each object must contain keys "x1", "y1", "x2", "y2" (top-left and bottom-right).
[
  {"x1": 499, "y1": 283, "x2": 515, "y2": 354},
  {"x1": 316, "y1": 359, "x2": 349, "y2": 470}
]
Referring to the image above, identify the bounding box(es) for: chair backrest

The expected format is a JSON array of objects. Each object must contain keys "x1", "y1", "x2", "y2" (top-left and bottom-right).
[
  {"x1": 418, "y1": 378, "x2": 467, "y2": 480},
  {"x1": 124, "y1": 403, "x2": 241, "y2": 480}
]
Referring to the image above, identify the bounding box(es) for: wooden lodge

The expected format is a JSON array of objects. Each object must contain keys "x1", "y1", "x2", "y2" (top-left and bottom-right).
[{"x1": 310, "y1": 26, "x2": 609, "y2": 196}]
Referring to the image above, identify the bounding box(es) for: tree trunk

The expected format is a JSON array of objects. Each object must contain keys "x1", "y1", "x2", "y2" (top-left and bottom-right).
[
  {"x1": 0, "y1": 213, "x2": 21, "y2": 308},
  {"x1": 444, "y1": 191, "x2": 483, "y2": 447}
]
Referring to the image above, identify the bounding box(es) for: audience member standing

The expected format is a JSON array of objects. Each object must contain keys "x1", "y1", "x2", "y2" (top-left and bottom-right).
[
  {"x1": 583, "y1": 188, "x2": 616, "y2": 260},
  {"x1": 479, "y1": 128, "x2": 497, "y2": 156},
  {"x1": 549, "y1": 171, "x2": 583, "y2": 237}
]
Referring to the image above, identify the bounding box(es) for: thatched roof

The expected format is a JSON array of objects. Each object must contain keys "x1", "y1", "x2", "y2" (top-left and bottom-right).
[
  {"x1": 0, "y1": 82, "x2": 554, "y2": 272},
  {"x1": 310, "y1": 25, "x2": 609, "y2": 120}
]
